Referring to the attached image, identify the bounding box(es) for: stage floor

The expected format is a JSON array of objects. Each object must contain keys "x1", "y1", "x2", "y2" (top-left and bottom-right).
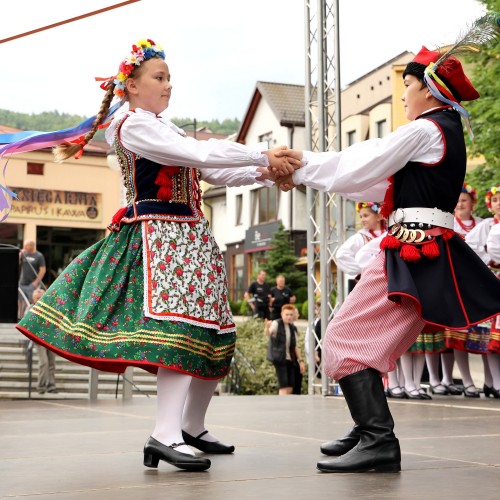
[{"x1": 1, "y1": 393, "x2": 499, "y2": 499}]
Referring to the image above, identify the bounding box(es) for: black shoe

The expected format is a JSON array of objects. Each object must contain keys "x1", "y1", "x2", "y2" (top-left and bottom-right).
[
  {"x1": 404, "y1": 388, "x2": 424, "y2": 400},
  {"x1": 317, "y1": 368, "x2": 401, "y2": 473},
  {"x1": 143, "y1": 436, "x2": 211, "y2": 471},
  {"x1": 444, "y1": 383, "x2": 463, "y2": 395},
  {"x1": 491, "y1": 387, "x2": 500, "y2": 399},
  {"x1": 386, "y1": 387, "x2": 407, "y2": 399},
  {"x1": 463, "y1": 385, "x2": 480, "y2": 398},
  {"x1": 182, "y1": 430, "x2": 235, "y2": 454},
  {"x1": 418, "y1": 388, "x2": 432, "y2": 400},
  {"x1": 320, "y1": 427, "x2": 360, "y2": 456},
  {"x1": 483, "y1": 385, "x2": 493, "y2": 398},
  {"x1": 47, "y1": 386, "x2": 58, "y2": 393},
  {"x1": 430, "y1": 384, "x2": 449, "y2": 395}
]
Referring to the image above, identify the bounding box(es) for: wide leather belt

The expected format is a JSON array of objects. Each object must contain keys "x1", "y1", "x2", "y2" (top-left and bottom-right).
[{"x1": 388, "y1": 207, "x2": 454, "y2": 230}]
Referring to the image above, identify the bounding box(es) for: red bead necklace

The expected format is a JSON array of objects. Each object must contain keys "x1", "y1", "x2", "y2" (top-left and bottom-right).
[{"x1": 455, "y1": 216, "x2": 476, "y2": 233}]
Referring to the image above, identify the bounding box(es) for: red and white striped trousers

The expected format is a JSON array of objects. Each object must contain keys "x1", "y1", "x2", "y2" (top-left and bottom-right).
[{"x1": 324, "y1": 252, "x2": 425, "y2": 380}]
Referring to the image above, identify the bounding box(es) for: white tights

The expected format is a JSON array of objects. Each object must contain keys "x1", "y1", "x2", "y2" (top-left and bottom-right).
[
  {"x1": 400, "y1": 352, "x2": 425, "y2": 392},
  {"x1": 152, "y1": 368, "x2": 220, "y2": 455}
]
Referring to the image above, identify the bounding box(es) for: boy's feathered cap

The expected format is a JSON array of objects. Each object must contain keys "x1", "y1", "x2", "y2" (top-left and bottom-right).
[
  {"x1": 403, "y1": 46, "x2": 479, "y2": 103},
  {"x1": 403, "y1": 12, "x2": 499, "y2": 137}
]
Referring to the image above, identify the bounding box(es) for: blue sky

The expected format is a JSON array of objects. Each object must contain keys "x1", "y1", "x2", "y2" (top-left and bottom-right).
[{"x1": 1, "y1": 0, "x2": 486, "y2": 121}]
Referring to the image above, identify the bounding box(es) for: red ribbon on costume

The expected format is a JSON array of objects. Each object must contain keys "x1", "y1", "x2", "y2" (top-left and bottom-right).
[{"x1": 95, "y1": 76, "x2": 115, "y2": 91}]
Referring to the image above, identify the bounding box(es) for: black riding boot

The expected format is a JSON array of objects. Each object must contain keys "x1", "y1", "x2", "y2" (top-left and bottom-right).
[
  {"x1": 320, "y1": 426, "x2": 360, "y2": 456},
  {"x1": 317, "y1": 368, "x2": 401, "y2": 473}
]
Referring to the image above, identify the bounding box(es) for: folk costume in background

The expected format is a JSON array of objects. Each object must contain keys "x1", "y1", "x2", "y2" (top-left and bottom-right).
[
  {"x1": 441, "y1": 183, "x2": 487, "y2": 396},
  {"x1": 288, "y1": 15, "x2": 500, "y2": 473}
]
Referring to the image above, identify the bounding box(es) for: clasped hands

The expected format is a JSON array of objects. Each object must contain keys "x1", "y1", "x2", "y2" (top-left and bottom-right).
[{"x1": 256, "y1": 146, "x2": 303, "y2": 191}]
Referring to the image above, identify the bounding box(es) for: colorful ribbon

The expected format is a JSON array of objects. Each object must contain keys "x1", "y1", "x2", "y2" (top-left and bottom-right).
[
  {"x1": 424, "y1": 63, "x2": 473, "y2": 140},
  {"x1": 0, "y1": 101, "x2": 123, "y2": 222}
]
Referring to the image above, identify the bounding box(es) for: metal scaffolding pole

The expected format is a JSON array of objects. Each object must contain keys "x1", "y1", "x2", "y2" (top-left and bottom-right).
[{"x1": 305, "y1": 0, "x2": 353, "y2": 395}]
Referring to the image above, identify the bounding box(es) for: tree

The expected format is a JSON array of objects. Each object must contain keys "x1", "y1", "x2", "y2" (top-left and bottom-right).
[
  {"x1": 261, "y1": 224, "x2": 307, "y2": 292},
  {"x1": 464, "y1": 1, "x2": 500, "y2": 218}
]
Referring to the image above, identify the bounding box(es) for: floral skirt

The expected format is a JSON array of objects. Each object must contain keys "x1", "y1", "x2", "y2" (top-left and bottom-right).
[
  {"x1": 407, "y1": 331, "x2": 445, "y2": 354},
  {"x1": 17, "y1": 220, "x2": 235, "y2": 379},
  {"x1": 444, "y1": 323, "x2": 490, "y2": 354}
]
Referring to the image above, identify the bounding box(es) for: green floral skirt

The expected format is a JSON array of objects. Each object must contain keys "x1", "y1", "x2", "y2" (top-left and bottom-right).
[{"x1": 17, "y1": 222, "x2": 235, "y2": 379}]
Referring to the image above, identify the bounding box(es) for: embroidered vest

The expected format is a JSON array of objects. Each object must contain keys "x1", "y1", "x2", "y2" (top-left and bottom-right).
[{"x1": 108, "y1": 115, "x2": 203, "y2": 230}]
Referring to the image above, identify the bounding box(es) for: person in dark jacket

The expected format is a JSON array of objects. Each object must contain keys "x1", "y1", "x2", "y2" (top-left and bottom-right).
[{"x1": 265, "y1": 304, "x2": 305, "y2": 395}]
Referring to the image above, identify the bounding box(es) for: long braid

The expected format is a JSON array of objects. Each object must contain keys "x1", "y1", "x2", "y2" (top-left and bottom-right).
[{"x1": 53, "y1": 81, "x2": 116, "y2": 162}]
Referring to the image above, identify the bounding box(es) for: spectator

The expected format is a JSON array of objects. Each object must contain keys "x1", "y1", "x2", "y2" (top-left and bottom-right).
[
  {"x1": 291, "y1": 306, "x2": 303, "y2": 395},
  {"x1": 305, "y1": 300, "x2": 322, "y2": 370},
  {"x1": 269, "y1": 274, "x2": 296, "y2": 320},
  {"x1": 27, "y1": 288, "x2": 57, "y2": 394},
  {"x1": 264, "y1": 304, "x2": 305, "y2": 395},
  {"x1": 18, "y1": 240, "x2": 46, "y2": 318},
  {"x1": 244, "y1": 270, "x2": 271, "y2": 319}
]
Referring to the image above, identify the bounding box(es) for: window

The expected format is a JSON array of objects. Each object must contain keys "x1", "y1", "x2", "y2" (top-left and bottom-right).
[
  {"x1": 231, "y1": 253, "x2": 244, "y2": 300},
  {"x1": 258, "y1": 131, "x2": 273, "y2": 149},
  {"x1": 27, "y1": 162, "x2": 44, "y2": 175},
  {"x1": 254, "y1": 187, "x2": 278, "y2": 224},
  {"x1": 235, "y1": 194, "x2": 243, "y2": 225},
  {"x1": 347, "y1": 130, "x2": 356, "y2": 146},
  {"x1": 376, "y1": 119, "x2": 387, "y2": 138}
]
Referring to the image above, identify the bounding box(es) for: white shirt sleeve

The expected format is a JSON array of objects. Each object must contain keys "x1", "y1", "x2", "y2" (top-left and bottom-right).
[
  {"x1": 107, "y1": 109, "x2": 269, "y2": 170},
  {"x1": 334, "y1": 232, "x2": 366, "y2": 277},
  {"x1": 355, "y1": 232, "x2": 387, "y2": 271},
  {"x1": 465, "y1": 218, "x2": 494, "y2": 264},
  {"x1": 486, "y1": 222, "x2": 500, "y2": 264},
  {"x1": 292, "y1": 118, "x2": 444, "y2": 201},
  {"x1": 200, "y1": 166, "x2": 273, "y2": 187}
]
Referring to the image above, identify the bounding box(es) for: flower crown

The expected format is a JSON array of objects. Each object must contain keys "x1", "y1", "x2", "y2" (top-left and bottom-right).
[
  {"x1": 113, "y1": 39, "x2": 165, "y2": 99},
  {"x1": 485, "y1": 184, "x2": 500, "y2": 213},
  {"x1": 461, "y1": 182, "x2": 477, "y2": 203},
  {"x1": 355, "y1": 202, "x2": 381, "y2": 214}
]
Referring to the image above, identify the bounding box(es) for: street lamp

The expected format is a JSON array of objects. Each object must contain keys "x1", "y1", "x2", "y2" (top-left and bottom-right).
[{"x1": 179, "y1": 118, "x2": 197, "y2": 139}]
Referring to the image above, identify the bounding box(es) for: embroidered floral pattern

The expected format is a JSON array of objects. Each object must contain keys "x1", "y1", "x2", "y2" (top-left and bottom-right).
[{"x1": 144, "y1": 219, "x2": 234, "y2": 331}]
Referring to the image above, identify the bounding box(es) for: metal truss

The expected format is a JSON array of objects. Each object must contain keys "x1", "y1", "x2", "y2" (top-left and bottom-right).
[{"x1": 304, "y1": 0, "x2": 354, "y2": 395}]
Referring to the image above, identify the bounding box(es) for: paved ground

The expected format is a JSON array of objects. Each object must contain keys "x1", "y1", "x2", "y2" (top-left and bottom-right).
[{"x1": 1, "y1": 393, "x2": 499, "y2": 499}]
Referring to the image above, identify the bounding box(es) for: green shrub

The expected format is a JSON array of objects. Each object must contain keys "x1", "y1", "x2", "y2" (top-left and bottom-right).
[
  {"x1": 229, "y1": 300, "x2": 241, "y2": 316},
  {"x1": 239, "y1": 299, "x2": 250, "y2": 316}
]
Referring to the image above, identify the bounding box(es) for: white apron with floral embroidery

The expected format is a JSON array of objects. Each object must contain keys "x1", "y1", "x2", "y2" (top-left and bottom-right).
[{"x1": 142, "y1": 219, "x2": 235, "y2": 333}]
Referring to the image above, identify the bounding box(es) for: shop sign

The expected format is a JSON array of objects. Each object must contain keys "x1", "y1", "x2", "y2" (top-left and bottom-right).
[
  {"x1": 9, "y1": 187, "x2": 102, "y2": 222},
  {"x1": 244, "y1": 221, "x2": 281, "y2": 253}
]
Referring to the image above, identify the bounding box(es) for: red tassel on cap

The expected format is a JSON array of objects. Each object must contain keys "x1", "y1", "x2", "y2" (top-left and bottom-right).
[
  {"x1": 421, "y1": 239, "x2": 440, "y2": 259},
  {"x1": 400, "y1": 244, "x2": 421, "y2": 262}
]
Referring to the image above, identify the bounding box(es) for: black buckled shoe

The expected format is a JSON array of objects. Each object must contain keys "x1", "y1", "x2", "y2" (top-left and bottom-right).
[
  {"x1": 182, "y1": 430, "x2": 235, "y2": 454},
  {"x1": 386, "y1": 387, "x2": 407, "y2": 399},
  {"x1": 143, "y1": 436, "x2": 211, "y2": 471},
  {"x1": 463, "y1": 385, "x2": 480, "y2": 398}
]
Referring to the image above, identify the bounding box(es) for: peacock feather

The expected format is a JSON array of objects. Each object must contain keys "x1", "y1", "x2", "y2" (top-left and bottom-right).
[{"x1": 434, "y1": 12, "x2": 500, "y2": 66}]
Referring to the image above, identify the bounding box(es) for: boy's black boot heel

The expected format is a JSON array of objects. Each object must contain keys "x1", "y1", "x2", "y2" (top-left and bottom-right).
[
  {"x1": 317, "y1": 368, "x2": 401, "y2": 473},
  {"x1": 320, "y1": 426, "x2": 360, "y2": 456},
  {"x1": 143, "y1": 436, "x2": 211, "y2": 471}
]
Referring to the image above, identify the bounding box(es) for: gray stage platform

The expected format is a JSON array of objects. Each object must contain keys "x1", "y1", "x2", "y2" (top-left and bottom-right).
[{"x1": 1, "y1": 394, "x2": 499, "y2": 499}]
